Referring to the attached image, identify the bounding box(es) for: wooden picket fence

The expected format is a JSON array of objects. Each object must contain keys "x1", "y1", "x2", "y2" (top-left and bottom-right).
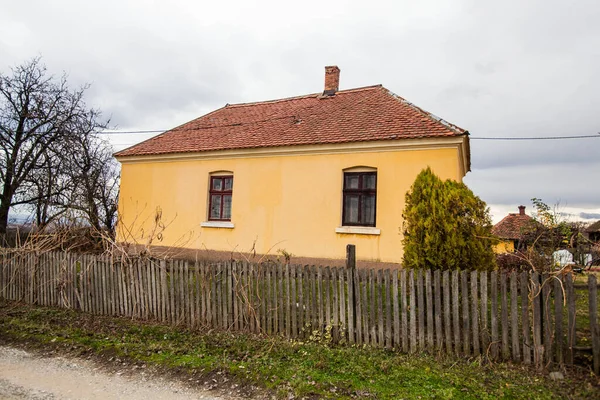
[{"x1": 0, "y1": 249, "x2": 599, "y2": 373}]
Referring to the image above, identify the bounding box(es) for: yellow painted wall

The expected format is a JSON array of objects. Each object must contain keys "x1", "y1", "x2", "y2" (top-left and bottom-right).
[
  {"x1": 117, "y1": 143, "x2": 464, "y2": 263},
  {"x1": 493, "y1": 240, "x2": 515, "y2": 254}
]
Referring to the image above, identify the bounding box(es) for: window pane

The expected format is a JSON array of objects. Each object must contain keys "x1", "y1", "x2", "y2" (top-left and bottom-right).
[
  {"x1": 363, "y1": 174, "x2": 376, "y2": 190},
  {"x1": 362, "y1": 194, "x2": 376, "y2": 226},
  {"x1": 224, "y1": 177, "x2": 233, "y2": 191},
  {"x1": 210, "y1": 195, "x2": 221, "y2": 219},
  {"x1": 345, "y1": 174, "x2": 359, "y2": 189},
  {"x1": 222, "y1": 195, "x2": 232, "y2": 220},
  {"x1": 212, "y1": 178, "x2": 223, "y2": 191},
  {"x1": 344, "y1": 195, "x2": 359, "y2": 224}
]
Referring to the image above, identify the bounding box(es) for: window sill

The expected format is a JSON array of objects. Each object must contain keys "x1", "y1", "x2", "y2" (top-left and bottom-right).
[
  {"x1": 335, "y1": 226, "x2": 380, "y2": 235},
  {"x1": 201, "y1": 221, "x2": 234, "y2": 229}
]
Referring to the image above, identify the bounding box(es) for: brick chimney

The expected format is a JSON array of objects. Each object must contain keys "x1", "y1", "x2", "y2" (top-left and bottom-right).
[
  {"x1": 323, "y1": 66, "x2": 340, "y2": 96},
  {"x1": 518, "y1": 205, "x2": 526, "y2": 216}
]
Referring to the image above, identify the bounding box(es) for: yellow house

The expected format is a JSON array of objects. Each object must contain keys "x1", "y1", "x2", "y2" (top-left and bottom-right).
[
  {"x1": 491, "y1": 206, "x2": 536, "y2": 253},
  {"x1": 115, "y1": 66, "x2": 471, "y2": 264}
]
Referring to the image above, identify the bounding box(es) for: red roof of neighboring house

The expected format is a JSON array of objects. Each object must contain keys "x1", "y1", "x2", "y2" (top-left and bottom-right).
[
  {"x1": 115, "y1": 84, "x2": 467, "y2": 158},
  {"x1": 586, "y1": 220, "x2": 600, "y2": 233},
  {"x1": 492, "y1": 206, "x2": 537, "y2": 240}
]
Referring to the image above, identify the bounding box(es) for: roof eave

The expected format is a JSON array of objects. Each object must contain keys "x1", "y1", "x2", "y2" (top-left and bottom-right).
[
  {"x1": 463, "y1": 132, "x2": 471, "y2": 172},
  {"x1": 114, "y1": 136, "x2": 468, "y2": 164}
]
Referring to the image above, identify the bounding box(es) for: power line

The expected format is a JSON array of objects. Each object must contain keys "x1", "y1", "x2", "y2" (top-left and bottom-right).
[
  {"x1": 99, "y1": 130, "x2": 164, "y2": 134},
  {"x1": 98, "y1": 115, "x2": 296, "y2": 135},
  {"x1": 470, "y1": 135, "x2": 600, "y2": 141},
  {"x1": 99, "y1": 128, "x2": 600, "y2": 141}
]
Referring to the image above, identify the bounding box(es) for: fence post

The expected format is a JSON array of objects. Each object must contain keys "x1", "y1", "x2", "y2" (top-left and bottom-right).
[
  {"x1": 532, "y1": 272, "x2": 543, "y2": 369},
  {"x1": 566, "y1": 273, "x2": 575, "y2": 365},
  {"x1": 346, "y1": 244, "x2": 356, "y2": 344},
  {"x1": 589, "y1": 274, "x2": 599, "y2": 375}
]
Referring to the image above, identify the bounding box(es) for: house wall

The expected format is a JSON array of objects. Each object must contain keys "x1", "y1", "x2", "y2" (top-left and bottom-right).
[
  {"x1": 493, "y1": 240, "x2": 515, "y2": 254},
  {"x1": 117, "y1": 140, "x2": 466, "y2": 263}
]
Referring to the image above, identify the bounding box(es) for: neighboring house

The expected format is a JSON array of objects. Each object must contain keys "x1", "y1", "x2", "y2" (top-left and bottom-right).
[
  {"x1": 586, "y1": 220, "x2": 600, "y2": 243},
  {"x1": 114, "y1": 66, "x2": 470, "y2": 263},
  {"x1": 492, "y1": 206, "x2": 536, "y2": 253}
]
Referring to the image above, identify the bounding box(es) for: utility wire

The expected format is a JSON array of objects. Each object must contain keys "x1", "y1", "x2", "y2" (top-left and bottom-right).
[
  {"x1": 99, "y1": 128, "x2": 600, "y2": 141},
  {"x1": 98, "y1": 115, "x2": 296, "y2": 136},
  {"x1": 99, "y1": 130, "x2": 163, "y2": 134},
  {"x1": 470, "y1": 135, "x2": 600, "y2": 141}
]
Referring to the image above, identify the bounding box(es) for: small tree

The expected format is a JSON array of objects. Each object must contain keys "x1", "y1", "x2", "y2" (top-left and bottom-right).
[{"x1": 402, "y1": 167, "x2": 496, "y2": 271}]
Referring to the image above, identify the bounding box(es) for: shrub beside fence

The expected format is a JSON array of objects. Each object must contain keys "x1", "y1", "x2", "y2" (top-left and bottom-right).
[{"x1": 0, "y1": 248, "x2": 599, "y2": 374}]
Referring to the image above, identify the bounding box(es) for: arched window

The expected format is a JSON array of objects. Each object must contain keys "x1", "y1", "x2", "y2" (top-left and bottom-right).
[{"x1": 208, "y1": 171, "x2": 233, "y2": 221}]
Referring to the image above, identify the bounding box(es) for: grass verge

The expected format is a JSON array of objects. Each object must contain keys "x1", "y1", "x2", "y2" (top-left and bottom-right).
[{"x1": 0, "y1": 300, "x2": 598, "y2": 399}]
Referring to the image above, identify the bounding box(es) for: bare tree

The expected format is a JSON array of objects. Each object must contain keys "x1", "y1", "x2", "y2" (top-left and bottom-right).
[
  {"x1": 19, "y1": 115, "x2": 120, "y2": 237},
  {"x1": 0, "y1": 57, "x2": 108, "y2": 238},
  {"x1": 22, "y1": 147, "x2": 72, "y2": 229},
  {"x1": 66, "y1": 133, "x2": 119, "y2": 236}
]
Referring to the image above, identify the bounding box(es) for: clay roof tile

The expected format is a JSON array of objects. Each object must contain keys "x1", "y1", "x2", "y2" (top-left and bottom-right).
[
  {"x1": 115, "y1": 85, "x2": 467, "y2": 157},
  {"x1": 492, "y1": 213, "x2": 538, "y2": 240}
]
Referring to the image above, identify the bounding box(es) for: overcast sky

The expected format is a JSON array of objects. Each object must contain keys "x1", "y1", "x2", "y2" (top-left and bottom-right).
[{"x1": 2, "y1": 0, "x2": 599, "y2": 223}]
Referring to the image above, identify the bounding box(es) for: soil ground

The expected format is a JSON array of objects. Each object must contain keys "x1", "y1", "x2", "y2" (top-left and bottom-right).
[{"x1": 0, "y1": 345, "x2": 242, "y2": 400}]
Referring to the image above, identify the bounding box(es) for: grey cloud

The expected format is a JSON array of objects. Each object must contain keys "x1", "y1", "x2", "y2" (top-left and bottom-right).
[
  {"x1": 463, "y1": 163, "x2": 600, "y2": 207},
  {"x1": 580, "y1": 213, "x2": 600, "y2": 220},
  {"x1": 437, "y1": 85, "x2": 489, "y2": 102},
  {"x1": 474, "y1": 63, "x2": 498, "y2": 76},
  {"x1": 470, "y1": 139, "x2": 600, "y2": 170}
]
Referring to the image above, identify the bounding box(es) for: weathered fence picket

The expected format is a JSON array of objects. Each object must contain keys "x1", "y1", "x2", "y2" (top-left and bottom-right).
[
  {"x1": 480, "y1": 271, "x2": 488, "y2": 356},
  {"x1": 443, "y1": 270, "x2": 451, "y2": 355},
  {"x1": 589, "y1": 275, "x2": 600, "y2": 375},
  {"x1": 566, "y1": 273, "x2": 576, "y2": 365},
  {"x1": 501, "y1": 272, "x2": 510, "y2": 360},
  {"x1": 511, "y1": 272, "x2": 520, "y2": 362},
  {"x1": 461, "y1": 271, "x2": 469, "y2": 355},
  {"x1": 425, "y1": 269, "x2": 433, "y2": 351},
  {"x1": 452, "y1": 270, "x2": 460, "y2": 356},
  {"x1": 471, "y1": 270, "x2": 480, "y2": 357},
  {"x1": 409, "y1": 270, "x2": 416, "y2": 353},
  {"x1": 417, "y1": 270, "x2": 425, "y2": 351},
  {"x1": 392, "y1": 269, "x2": 399, "y2": 349},
  {"x1": 434, "y1": 270, "x2": 442, "y2": 351}
]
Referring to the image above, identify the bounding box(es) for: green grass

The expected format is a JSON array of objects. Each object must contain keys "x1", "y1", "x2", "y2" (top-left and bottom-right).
[{"x1": 0, "y1": 301, "x2": 597, "y2": 399}]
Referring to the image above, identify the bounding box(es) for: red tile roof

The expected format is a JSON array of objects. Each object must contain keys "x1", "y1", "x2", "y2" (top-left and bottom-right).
[
  {"x1": 586, "y1": 220, "x2": 600, "y2": 233},
  {"x1": 115, "y1": 85, "x2": 467, "y2": 158},
  {"x1": 492, "y1": 213, "x2": 537, "y2": 240}
]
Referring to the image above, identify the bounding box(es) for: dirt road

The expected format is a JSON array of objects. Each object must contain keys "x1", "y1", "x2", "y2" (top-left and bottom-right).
[{"x1": 0, "y1": 345, "x2": 232, "y2": 399}]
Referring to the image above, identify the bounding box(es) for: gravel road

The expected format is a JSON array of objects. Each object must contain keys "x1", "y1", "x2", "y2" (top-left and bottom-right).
[{"x1": 0, "y1": 345, "x2": 232, "y2": 399}]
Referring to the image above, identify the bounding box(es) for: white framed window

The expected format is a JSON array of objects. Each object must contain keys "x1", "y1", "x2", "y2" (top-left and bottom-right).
[
  {"x1": 336, "y1": 166, "x2": 380, "y2": 235},
  {"x1": 208, "y1": 175, "x2": 233, "y2": 221},
  {"x1": 202, "y1": 171, "x2": 235, "y2": 229}
]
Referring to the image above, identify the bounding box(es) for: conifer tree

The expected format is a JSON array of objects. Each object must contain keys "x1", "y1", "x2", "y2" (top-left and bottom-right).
[{"x1": 402, "y1": 167, "x2": 496, "y2": 270}]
